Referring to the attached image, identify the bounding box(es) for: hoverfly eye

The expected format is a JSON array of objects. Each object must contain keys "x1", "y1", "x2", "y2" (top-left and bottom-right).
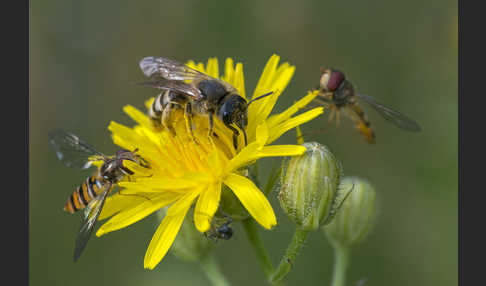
[{"x1": 326, "y1": 70, "x2": 345, "y2": 91}]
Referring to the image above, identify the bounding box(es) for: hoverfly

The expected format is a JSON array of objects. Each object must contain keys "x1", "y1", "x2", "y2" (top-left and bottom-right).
[
  {"x1": 138, "y1": 56, "x2": 272, "y2": 149},
  {"x1": 314, "y1": 68, "x2": 421, "y2": 143},
  {"x1": 48, "y1": 129, "x2": 149, "y2": 261}
]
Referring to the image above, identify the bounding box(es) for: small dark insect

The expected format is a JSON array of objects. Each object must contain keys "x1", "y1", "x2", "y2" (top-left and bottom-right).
[
  {"x1": 48, "y1": 129, "x2": 150, "y2": 262},
  {"x1": 205, "y1": 214, "x2": 234, "y2": 241},
  {"x1": 314, "y1": 68, "x2": 421, "y2": 143},
  {"x1": 138, "y1": 56, "x2": 272, "y2": 149}
]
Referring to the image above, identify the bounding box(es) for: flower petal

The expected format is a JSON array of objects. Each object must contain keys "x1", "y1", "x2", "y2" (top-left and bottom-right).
[
  {"x1": 144, "y1": 206, "x2": 190, "y2": 269},
  {"x1": 267, "y1": 90, "x2": 320, "y2": 127},
  {"x1": 194, "y1": 182, "x2": 222, "y2": 232},
  {"x1": 96, "y1": 192, "x2": 180, "y2": 236},
  {"x1": 223, "y1": 173, "x2": 277, "y2": 229},
  {"x1": 267, "y1": 107, "x2": 324, "y2": 144},
  {"x1": 99, "y1": 193, "x2": 148, "y2": 220}
]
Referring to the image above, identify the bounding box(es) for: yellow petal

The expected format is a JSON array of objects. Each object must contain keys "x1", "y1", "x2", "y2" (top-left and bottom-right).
[
  {"x1": 206, "y1": 57, "x2": 219, "y2": 78},
  {"x1": 222, "y1": 58, "x2": 234, "y2": 84},
  {"x1": 267, "y1": 107, "x2": 324, "y2": 144},
  {"x1": 296, "y1": 126, "x2": 304, "y2": 145},
  {"x1": 96, "y1": 192, "x2": 180, "y2": 236},
  {"x1": 254, "y1": 54, "x2": 279, "y2": 94},
  {"x1": 258, "y1": 145, "x2": 307, "y2": 157},
  {"x1": 166, "y1": 188, "x2": 202, "y2": 216},
  {"x1": 99, "y1": 193, "x2": 148, "y2": 220},
  {"x1": 118, "y1": 178, "x2": 198, "y2": 191},
  {"x1": 194, "y1": 182, "x2": 222, "y2": 232},
  {"x1": 267, "y1": 90, "x2": 320, "y2": 127},
  {"x1": 234, "y1": 62, "x2": 246, "y2": 99},
  {"x1": 144, "y1": 206, "x2": 190, "y2": 269},
  {"x1": 123, "y1": 105, "x2": 152, "y2": 129},
  {"x1": 223, "y1": 173, "x2": 276, "y2": 229}
]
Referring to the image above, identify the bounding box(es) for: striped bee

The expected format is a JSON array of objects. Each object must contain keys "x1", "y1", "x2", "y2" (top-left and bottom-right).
[
  {"x1": 314, "y1": 68, "x2": 421, "y2": 143},
  {"x1": 48, "y1": 129, "x2": 149, "y2": 261}
]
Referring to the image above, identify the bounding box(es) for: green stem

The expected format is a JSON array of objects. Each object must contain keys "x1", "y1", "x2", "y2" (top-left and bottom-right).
[
  {"x1": 242, "y1": 218, "x2": 275, "y2": 279},
  {"x1": 330, "y1": 243, "x2": 351, "y2": 286},
  {"x1": 200, "y1": 254, "x2": 231, "y2": 286},
  {"x1": 269, "y1": 227, "x2": 311, "y2": 284}
]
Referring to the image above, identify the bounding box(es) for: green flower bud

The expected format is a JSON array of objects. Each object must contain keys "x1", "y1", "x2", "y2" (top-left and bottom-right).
[
  {"x1": 278, "y1": 142, "x2": 343, "y2": 231},
  {"x1": 156, "y1": 209, "x2": 212, "y2": 263},
  {"x1": 323, "y1": 177, "x2": 378, "y2": 248}
]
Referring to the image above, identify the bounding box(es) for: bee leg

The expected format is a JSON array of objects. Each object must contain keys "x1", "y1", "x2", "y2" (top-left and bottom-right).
[
  {"x1": 184, "y1": 103, "x2": 197, "y2": 143},
  {"x1": 208, "y1": 113, "x2": 214, "y2": 137},
  {"x1": 162, "y1": 103, "x2": 177, "y2": 136},
  {"x1": 226, "y1": 125, "x2": 240, "y2": 150}
]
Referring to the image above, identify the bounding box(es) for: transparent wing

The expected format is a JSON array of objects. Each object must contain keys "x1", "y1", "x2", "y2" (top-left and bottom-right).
[
  {"x1": 356, "y1": 93, "x2": 422, "y2": 132},
  {"x1": 140, "y1": 56, "x2": 212, "y2": 81},
  {"x1": 139, "y1": 56, "x2": 238, "y2": 93},
  {"x1": 73, "y1": 183, "x2": 112, "y2": 262},
  {"x1": 48, "y1": 129, "x2": 107, "y2": 169},
  {"x1": 136, "y1": 78, "x2": 203, "y2": 100}
]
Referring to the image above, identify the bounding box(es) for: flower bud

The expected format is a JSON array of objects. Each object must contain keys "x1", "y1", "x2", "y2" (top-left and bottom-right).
[
  {"x1": 155, "y1": 209, "x2": 212, "y2": 263},
  {"x1": 323, "y1": 177, "x2": 378, "y2": 248},
  {"x1": 278, "y1": 142, "x2": 343, "y2": 231}
]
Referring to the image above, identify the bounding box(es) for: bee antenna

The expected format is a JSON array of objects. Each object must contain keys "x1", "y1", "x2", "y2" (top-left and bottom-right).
[{"x1": 248, "y1": 91, "x2": 274, "y2": 105}]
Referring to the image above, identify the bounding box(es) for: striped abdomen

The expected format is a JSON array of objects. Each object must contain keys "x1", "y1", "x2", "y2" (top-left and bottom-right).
[
  {"x1": 349, "y1": 103, "x2": 376, "y2": 143},
  {"x1": 63, "y1": 176, "x2": 109, "y2": 213}
]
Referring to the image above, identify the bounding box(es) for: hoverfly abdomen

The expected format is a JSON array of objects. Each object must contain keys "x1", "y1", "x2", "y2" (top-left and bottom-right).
[{"x1": 63, "y1": 176, "x2": 108, "y2": 214}]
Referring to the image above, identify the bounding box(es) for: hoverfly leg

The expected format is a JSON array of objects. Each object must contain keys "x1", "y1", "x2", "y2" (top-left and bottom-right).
[
  {"x1": 328, "y1": 108, "x2": 336, "y2": 123},
  {"x1": 335, "y1": 109, "x2": 341, "y2": 128}
]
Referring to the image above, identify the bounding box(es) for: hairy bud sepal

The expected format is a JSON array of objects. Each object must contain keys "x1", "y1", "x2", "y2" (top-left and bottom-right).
[
  {"x1": 323, "y1": 176, "x2": 378, "y2": 248},
  {"x1": 278, "y1": 142, "x2": 343, "y2": 231}
]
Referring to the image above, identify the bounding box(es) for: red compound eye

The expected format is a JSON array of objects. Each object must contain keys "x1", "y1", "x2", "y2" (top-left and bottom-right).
[{"x1": 326, "y1": 70, "x2": 345, "y2": 91}]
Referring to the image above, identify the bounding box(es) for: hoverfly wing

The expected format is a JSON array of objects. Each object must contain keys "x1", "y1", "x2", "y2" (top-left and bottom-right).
[
  {"x1": 356, "y1": 93, "x2": 422, "y2": 132},
  {"x1": 136, "y1": 78, "x2": 203, "y2": 100},
  {"x1": 48, "y1": 129, "x2": 106, "y2": 169},
  {"x1": 73, "y1": 183, "x2": 112, "y2": 262}
]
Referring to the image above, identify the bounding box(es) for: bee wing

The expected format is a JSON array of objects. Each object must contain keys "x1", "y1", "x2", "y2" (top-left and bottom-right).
[
  {"x1": 48, "y1": 129, "x2": 107, "y2": 169},
  {"x1": 356, "y1": 93, "x2": 422, "y2": 132},
  {"x1": 139, "y1": 56, "x2": 238, "y2": 94},
  {"x1": 73, "y1": 183, "x2": 112, "y2": 262},
  {"x1": 136, "y1": 78, "x2": 203, "y2": 100},
  {"x1": 139, "y1": 56, "x2": 210, "y2": 80}
]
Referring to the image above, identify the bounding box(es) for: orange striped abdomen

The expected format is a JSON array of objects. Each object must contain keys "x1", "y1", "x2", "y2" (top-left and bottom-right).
[
  {"x1": 349, "y1": 103, "x2": 376, "y2": 143},
  {"x1": 63, "y1": 176, "x2": 107, "y2": 213}
]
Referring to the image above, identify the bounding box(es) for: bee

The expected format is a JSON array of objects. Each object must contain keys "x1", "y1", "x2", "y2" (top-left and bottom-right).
[
  {"x1": 138, "y1": 56, "x2": 272, "y2": 149},
  {"x1": 205, "y1": 214, "x2": 233, "y2": 241},
  {"x1": 314, "y1": 68, "x2": 421, "y2": 143},
  {"x1": 48, "y1": 129, "x2": 149, "y2": 261}
]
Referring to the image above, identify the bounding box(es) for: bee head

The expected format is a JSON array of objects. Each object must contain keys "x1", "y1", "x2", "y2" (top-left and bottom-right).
[
  {"x1": 319, "y1": 69, "x2": 345, "y2": 92},
  {"x1": 218, "y1": 94, "x2": 248, "y2": 146}
]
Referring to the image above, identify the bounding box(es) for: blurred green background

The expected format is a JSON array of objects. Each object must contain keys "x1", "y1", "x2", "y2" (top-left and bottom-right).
[{"x1": 30, "y1": 0, "x2": 457, "y2": 285}]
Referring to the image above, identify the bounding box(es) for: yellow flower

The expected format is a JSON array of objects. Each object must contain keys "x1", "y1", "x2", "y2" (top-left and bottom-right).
[{"x1": 95, "y1": 54, "x2": 323, "y2": 269}]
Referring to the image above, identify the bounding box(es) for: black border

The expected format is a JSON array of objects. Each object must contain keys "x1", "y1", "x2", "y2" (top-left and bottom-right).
[{"x1": 459, "y1": 1, "x2": 484, "y2": 285}]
